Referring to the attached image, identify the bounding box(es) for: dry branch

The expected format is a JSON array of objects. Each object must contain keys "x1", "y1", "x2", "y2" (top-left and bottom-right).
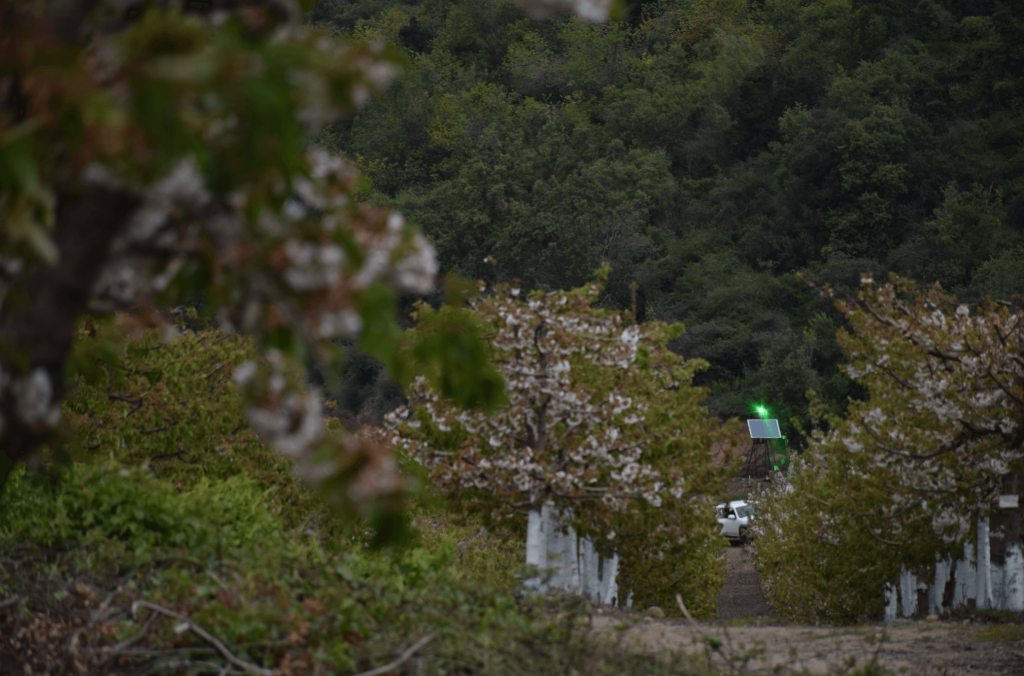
[
  {"x1": 349, "y1": 632, "x2": 438, "y2": 676},
  {"x1": 131, "y1": 600, "x2": 275, "y2": 676}
]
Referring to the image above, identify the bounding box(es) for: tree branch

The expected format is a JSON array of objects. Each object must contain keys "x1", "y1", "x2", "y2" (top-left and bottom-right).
[
  {"x1": 130, "y1": 600, "x2": 275, "y2": 676},
  {"x1": 348, "y1": 632, "x2": 437, "y2": 676},
  {"x1": 984, "y1": 368, "x2": 1024, "y2": 409}
]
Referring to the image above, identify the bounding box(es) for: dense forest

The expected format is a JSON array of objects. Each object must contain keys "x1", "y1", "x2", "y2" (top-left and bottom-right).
[{"x1": 307, "y1": 0, "x2": 1024, "y2": 441}]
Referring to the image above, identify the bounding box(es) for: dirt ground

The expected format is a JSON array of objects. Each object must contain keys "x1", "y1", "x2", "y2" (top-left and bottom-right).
[
  {"x1": 717, "y1": 545, "x2": 775, "y2": 621},
  {"x1": 592, "y1": 613, "x2": 1024, "y2": 675}
]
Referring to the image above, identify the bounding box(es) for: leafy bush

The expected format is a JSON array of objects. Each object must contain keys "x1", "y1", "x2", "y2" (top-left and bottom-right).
[
  {"x1": 1, "y1": 463, "x2": 282, "y2": 568},
  {"x1": 1, "y1": 450, "x2": 706, "y2": 675},
  {"x1": 60, "y1": 318, "x2": 330, "y2": 531},
  {"x1": 618, "y1": 531, "x2": 726, "y2": 620},
  {"x1": 748, "y1": 461, "x2": 896, "y2": 625}
]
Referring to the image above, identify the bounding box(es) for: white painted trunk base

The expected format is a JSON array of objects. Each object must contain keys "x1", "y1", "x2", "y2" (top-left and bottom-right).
[
  {"x1": 928, "y1": 557, "x2": 950, "y2": 617},
  {"x1": 953, "y1": 541, "x2": 977, "y2": 608},
  {"x1": 883, "y1": 582, "x2": 898, "y2": 622},
  {"x1": 523, "y1": 506, "x2": 621, "y2": 605},
  {"x1": 978, "y1": 517, "x2": 992, "y2": 610},
  {"x1": 524, "y1": 506, "x2": 548, "y2": 593},
  {"x1": 883, "y1": 517, "x2": 1024, "y2": 619},
  {"x1": 1006, "y1": 543, "x2": 1024, "y2": 612}
]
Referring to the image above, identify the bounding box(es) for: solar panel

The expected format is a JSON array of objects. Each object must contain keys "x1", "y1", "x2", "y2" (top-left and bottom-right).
[{"x1": 747, "y1": 419, "x2": 782, "y2": 439}]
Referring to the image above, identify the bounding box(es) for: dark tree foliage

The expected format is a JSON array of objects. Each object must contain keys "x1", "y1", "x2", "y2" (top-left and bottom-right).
[
  {"x1": 310, "y1": 0, "x2": 1024, "y2": 445},
  {"x1": 309, "y1": 341, "x2": 408, "y2": 429}
]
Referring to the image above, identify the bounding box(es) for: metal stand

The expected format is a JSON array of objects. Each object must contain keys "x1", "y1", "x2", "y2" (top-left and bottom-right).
[{"x1": 744, "y1": 438, "x2": 777, "y2": 481}]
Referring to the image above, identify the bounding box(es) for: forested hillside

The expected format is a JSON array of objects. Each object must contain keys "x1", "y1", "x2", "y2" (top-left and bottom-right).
[{"x1": 307, "y1": 0, "x2": 1024, "y2": 439}]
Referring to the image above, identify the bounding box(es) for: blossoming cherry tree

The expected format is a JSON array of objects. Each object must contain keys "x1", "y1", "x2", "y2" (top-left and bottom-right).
[{"x1": 380, "y1": 276, "x2": 734, "y2": 599}]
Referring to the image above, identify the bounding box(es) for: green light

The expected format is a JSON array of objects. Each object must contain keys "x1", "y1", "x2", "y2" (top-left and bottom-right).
[
  {"x1": 774, "y1": 465, "x2": 779, "y2": 471},
  {"x1": 756, "y1": 406, "x2": 768, "y2": 418}
]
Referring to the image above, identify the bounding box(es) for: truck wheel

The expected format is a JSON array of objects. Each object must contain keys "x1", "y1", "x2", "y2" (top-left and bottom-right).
[{"x1": 738, "y1": 528, "x2": 750, "y2": 546}]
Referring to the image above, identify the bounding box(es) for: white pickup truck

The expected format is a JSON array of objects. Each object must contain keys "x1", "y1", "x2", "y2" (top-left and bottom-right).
[{"x1": 716, "y1": 500, "x2": 753, "y2": 546}]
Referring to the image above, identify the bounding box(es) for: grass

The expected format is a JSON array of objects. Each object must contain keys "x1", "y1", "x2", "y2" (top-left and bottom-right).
[
  {"x1": 972, "y1": 608, "x2": 1024, "y2": 624},
  {"x1": 974, "y1": 623, "x2": 1024, "y2": 644}
]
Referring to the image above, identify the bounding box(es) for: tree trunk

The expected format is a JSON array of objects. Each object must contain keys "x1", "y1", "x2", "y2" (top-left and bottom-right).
[
  {"x1": 524, "y1": 503, "x2": 619, "y2": 603},
  {"x1": 928, "y1": 557, "x2": 951, "y2": 616},
  {"x1": 524, "y1": 503, "x2": 548, "y2": 594},
  {"x1": 954, "y1": 540, "x2": 977, "y2": 609},
  {"x1": 978, "y1": 516, "x2": 992, "y2": 610},
  {"x1": 884, "y1": 582, "x2": 897, "y2": 621},
  {"x1": 1006, "y1": 542, "x2": 1024, "y2": 612},
  {"x1": 545, "y1": 509, "x2": 579, "y2": 593},
  {"x1": 580, "y1": 538, "x2": 600, "y2": 601},
  {"x1": 0, "y1": 183, "x2": 140, "y2": 497},
  {"x1": 599, "y1": 553, "x2": 619, "y2": 605},
  {"x1": 1002, "y1": 473, "x2": 1023, "y2": 611},
  {"x1": 899, "y1": 568, "x2": 918, "y2": 618}
]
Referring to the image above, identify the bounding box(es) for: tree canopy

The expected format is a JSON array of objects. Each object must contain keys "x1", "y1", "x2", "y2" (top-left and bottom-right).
[
  {"x1": 752, "y1": 273, "x2": 1024, "y2": 623},
  {"x1": 378, "y1": 271, "x2": 736, "y2": 614},
  {"x1": 310, "y1": 0, "x2": 1024, "y2": 440},
  {"x1": 0, "y1": 0, "x2": 508, "y2": 526}
]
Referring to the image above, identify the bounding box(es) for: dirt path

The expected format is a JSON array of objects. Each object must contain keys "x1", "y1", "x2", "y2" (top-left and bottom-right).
[
  {"x1": 592, "y1": 616, "x2": 1024, "y2": 675},
  {"x1": 717, "y1": 544, "x2": 775, "y2": 620}
]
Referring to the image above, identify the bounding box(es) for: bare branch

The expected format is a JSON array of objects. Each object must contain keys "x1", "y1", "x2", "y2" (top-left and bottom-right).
[
  {"x1": 349, "y1": 632, "x2": 438, "y2": 676},
  {"x1": 130, "y1": 600, "x2": 275, "y2": 676}
]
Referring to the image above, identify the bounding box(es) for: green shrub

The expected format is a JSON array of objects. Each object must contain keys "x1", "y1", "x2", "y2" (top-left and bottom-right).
[
  {"x1": 1, "y1": 462, "x2": 283, "y2": 565},
  {"x1": 618, "y1": 531, "x2": 725, "y2": 618},
  {"x1": 0, "y1": 456, "x2": 678, "y2": 676},
  {"x1": 749, "y1": 458, "x2": 898, "y2": 624},
  {"x1": 60, "y1": 318, "x2": 337, "y2": 532}
]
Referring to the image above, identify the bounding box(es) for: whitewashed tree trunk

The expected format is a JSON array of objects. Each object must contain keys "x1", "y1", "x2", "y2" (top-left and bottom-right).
[
  {"x1": 599, "y1": 553, "x2": 619, "y2": 605},
  {"x1": 978, "y1": 517, "x2": 992, "y2": 610},
  {"x1": 996, "y1": 558, "x2": 1008, "y2": 609},
  {"x1": 524, "y1": 504, "x2": 547, "y2": 594},
  {"x1": 579, "y1": 537, "x2": 600, "y2": 601},
  {"x1": 883, "y1": 582, "x2": 898, "y2": 621},
  {"x1": 928, "y1": 557, "x2": 951, "y2": 616},
  {"x1": 884, "y1": 517, "x2": 1024, "y2": 620},
  {"x1": 545, "y1": 509, "x2": 580, "y2": 592},
  {"x1": 899, "y1": 568, "x2": 918, "y2": 618},
  {"x1": 523, "y1": 504, "x2": 622, "y2": 603},
  {"x1": 1006, "y1": 542, "x2": 1024, "y2": 612},
  {"x1": 954, "y1": 540, "x2": 977, "y2": 608}
]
